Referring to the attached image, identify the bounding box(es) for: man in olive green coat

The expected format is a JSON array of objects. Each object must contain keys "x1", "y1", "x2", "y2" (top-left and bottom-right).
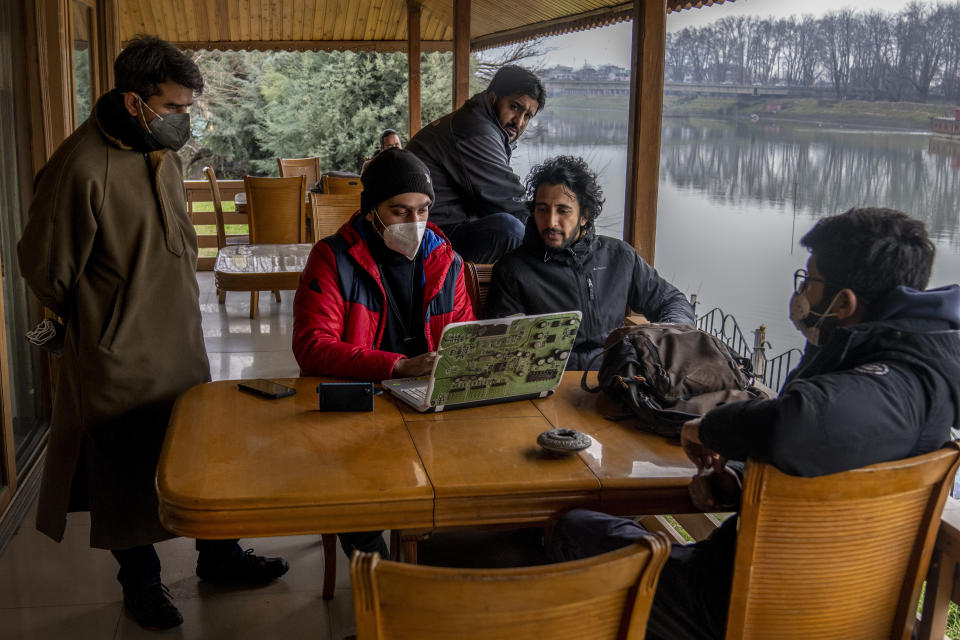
[{"x1": 18, "y1": 36, "x2": 287, "y2": 631}]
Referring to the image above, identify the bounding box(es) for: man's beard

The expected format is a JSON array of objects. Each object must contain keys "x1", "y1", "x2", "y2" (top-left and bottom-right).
[{"x1": 542, "y1": 226, "x2": 581, "y2": 250}]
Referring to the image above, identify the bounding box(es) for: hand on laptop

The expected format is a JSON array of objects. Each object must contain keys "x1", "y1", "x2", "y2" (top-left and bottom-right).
[{"x1": 392, "y1": 352, "x2": 438, "y2": 378}]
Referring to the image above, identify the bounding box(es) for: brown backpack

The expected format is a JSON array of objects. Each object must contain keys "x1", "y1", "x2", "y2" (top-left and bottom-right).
[{"x1": 582, "y1": 324, "x2": 774, "y2": 437}]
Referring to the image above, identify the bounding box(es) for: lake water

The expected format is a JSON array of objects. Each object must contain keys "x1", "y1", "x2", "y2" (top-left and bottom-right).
[{"x1": 511, "y1": 113, "x2": 960, "y2": 358}]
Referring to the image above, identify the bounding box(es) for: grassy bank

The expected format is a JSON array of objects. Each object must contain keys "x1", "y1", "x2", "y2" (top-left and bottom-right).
[{"x1": 547, "y1": 93, "x2": 955, "y2": 131}]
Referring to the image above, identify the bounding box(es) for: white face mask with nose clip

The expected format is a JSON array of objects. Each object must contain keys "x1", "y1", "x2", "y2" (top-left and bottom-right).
[
  {"x1": 788, "y1": 290, "x2": 841, "y2": 346},
  {"x1": 374, "y1": 209, "x2": 426, "y2": 261}
]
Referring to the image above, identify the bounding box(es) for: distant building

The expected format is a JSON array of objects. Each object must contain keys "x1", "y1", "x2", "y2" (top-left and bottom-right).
[
  {"x1": 930, "y1": 108, "x2": 960, "y2": 138},
  {"x1": 541, "y1": 64, "x2": 630, "y2": 98}
]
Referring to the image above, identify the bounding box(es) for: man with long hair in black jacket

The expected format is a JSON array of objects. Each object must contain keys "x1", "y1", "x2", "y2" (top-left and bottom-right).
[
  {"x1": 548, "y1": 207, "x2": 960, "y2": 640},
  {"x1": 486, "y1": 155, "x2": 696, "y2": 370}
]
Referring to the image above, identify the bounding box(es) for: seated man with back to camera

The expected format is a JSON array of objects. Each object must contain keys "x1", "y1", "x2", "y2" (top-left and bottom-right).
[
  {"x1": 292, "y1": 148, "x2": 475, "y2": 557},
  {"x1": 485, "y1": 155, "x2": 695, "y2": 370},
  {"x1": 406, "y1": 66, "x2": 545, "y2": 263},
  {"x1": 549, "y1": 207, "x2": 960, "y2": 640}
]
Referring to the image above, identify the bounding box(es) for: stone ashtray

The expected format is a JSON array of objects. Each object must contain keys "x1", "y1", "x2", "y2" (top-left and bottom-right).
[{"x1": 537, "y1": 428, "x2": 592, "y2": 455}]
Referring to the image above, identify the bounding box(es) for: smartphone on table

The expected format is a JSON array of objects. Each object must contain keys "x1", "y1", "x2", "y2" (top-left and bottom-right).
[{"x1": 237, "y1": 379, "x2": 296, "y2": 399}]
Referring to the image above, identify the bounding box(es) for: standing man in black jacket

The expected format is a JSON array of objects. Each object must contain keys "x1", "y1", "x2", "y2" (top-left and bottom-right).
[
  {"x1": 486, "y1": 155, "x2": 695, "y2": 370},
  {"x1": 549, "y1": 207, "x2": 960, "y2": 640},
  {"x1": 406, "y1": 66, "x2": 544, "y2": 263}
]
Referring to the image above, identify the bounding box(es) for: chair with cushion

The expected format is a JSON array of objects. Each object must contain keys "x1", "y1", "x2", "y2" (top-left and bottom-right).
[
  {"x1": 463, "y1": 262, "x2": 495, "y2": 319},
  {"x1": 725, "y1": 441, "x2": 960, "y2": 640},
  {"x1": 241, "y1": 175, "x2": 306, "y2": 317},
  {"x1": 351, "y1": 532, "x2": 671, "y2": 640},
  {"x1": 309, "y1": 192, "x2": 361, "y2": 242},
  {"x1": 277, "y1": 156, "x2": 322, "y2": 190},
  {"x1": 203, "y1": 166, "x2": 247, "y2": 304},
  {"x1": 321, "y1": 172, "x2": 362, "y2": 195}
]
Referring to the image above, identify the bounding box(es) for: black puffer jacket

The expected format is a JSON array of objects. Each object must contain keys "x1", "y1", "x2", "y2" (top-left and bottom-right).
[
  {"x1": 486, "y1": 220, "x2": 696, "y2": 370},
  {"x1": 690, "y1": 284, "x2": 960, "y2": 637},
  {"x1": 406, "y1": 91, "x2": 527, "y2": 227},
  {"x1": 700, "y1": 284, "x2": 960, "y2": 477}
]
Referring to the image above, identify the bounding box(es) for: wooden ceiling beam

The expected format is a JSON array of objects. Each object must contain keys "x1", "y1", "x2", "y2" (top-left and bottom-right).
[
  {"x1": 168, "y1": 39, "x2": 452, "y2": 52},
  {"x1": 470, "y1": 0, "x2": 731, "y2": 51},
  {"x1": 471, "y1": 2, "x2": 633, "y2": 51}
]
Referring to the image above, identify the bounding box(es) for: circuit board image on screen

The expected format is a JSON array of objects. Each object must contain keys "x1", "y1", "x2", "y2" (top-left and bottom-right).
[{"x1": 428, "y1": 311, "x2": 582, "y2": 406}]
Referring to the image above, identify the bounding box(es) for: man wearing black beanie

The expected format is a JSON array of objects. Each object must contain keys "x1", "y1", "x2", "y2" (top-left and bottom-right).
[
  {"x1": 293, "y1": 148, "x2": 475, "y2": 557},
  {"x1": 294, "y1": 148, "x2": 475, "y2": 380}
]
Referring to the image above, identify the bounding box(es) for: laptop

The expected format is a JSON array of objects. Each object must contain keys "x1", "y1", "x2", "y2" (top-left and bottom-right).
[{"x1": 382, "y1": 310, "x2": 582, "y2": 413}]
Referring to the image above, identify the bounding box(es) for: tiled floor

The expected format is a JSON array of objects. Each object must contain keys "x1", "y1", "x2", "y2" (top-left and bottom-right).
[
  {"x1": 0, "y1": 274, "x2": 348, "y2": 640},
  {"x1": 0, "y1": 273, "x2": 543, "y2": 639}
]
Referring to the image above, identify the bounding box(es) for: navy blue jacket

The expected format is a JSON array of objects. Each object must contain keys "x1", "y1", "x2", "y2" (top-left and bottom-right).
[{"x1": 700, "y1": 284, "x2": 960, "y2": 476}]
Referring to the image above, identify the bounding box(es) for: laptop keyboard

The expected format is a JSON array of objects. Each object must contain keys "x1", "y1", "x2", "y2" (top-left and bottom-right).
[{"x1": 401, "y1": 384, "x2": 427, "y2": 402}]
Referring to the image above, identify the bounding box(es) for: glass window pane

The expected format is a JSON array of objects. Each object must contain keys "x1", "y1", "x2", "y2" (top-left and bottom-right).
[
  {"x1": 0, "y1": 0, "x2": 51, "y2": 474},
  {"x1": 72, "y1": 1, "x2": 93, "y2": 124}
]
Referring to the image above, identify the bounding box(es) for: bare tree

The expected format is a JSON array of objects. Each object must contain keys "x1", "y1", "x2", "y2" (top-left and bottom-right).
[{"x1": 474, "y1": 39, "x2": 550, "y2": 86}]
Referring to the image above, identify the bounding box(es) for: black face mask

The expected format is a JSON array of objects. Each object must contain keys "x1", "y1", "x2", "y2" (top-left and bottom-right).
[{"x1": 138, "y1": 96, "x2": 191, "y2": 151}]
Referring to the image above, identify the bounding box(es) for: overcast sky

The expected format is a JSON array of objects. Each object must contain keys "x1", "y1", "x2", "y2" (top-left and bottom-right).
[{"x1": 519, "y1": 0, "x2": 927, "y2": 69}]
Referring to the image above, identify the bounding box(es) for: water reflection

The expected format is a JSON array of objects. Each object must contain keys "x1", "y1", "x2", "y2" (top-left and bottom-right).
[
  {"x1": 514, "y1": 113, "x2": 960, "y2": 357},
  {"x1": 659, "y1": 121, "x2": 960, "y2": 240}
]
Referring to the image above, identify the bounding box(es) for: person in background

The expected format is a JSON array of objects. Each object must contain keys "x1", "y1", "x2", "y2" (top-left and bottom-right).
[
  {"x1": 361, "y1": 128, "x2": 405, "y2": 174},
  {"x1": 18, "y1": 36, "x2": 288, "y2": 632},
  {"x1": 486, "y1": 155, "x2": 695, "y2": 370},
  {"x1": 548, "y1": 208, "x2": 960, "y2": 640},
  {"x1": 293, "y1": 148, "x2": 475, "y2": 557},
  {"x1": 379, "y1": 128, "x2": 403, "y2": 151},
  {"x1": 406, "y1": 65, "x2": 545, "y2": 263}
]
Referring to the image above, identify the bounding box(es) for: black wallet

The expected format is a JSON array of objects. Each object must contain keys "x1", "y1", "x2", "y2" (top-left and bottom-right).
[{"x1": 316, "y1": 382, "x2": 374, "y2": 412}]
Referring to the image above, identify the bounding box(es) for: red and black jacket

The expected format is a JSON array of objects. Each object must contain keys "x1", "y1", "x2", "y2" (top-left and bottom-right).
[{"x1": 293, "y1": 211, "x2": 475, "y2": 380}]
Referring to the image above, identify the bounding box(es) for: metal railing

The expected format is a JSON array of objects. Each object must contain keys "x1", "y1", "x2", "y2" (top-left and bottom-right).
[{"x1": 695, "y1": 304, "x2": 802, "y2": 392}]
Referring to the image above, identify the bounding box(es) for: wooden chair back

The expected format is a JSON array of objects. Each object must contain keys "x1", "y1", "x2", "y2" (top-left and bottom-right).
[
  {"x1": 351, "y1": 533, "x2": 671, "y2": 640},
  {"x1": 463, "y1": 262, "x2": 495, "y2": 319},
  {"x1": 321, "y1": 173, "x2": 363, "y2": 195},
  {"x1": 277, "y1": 156, "x2": 322, "y2": 188},
  {"x1": 726, "y1": 441, "x2": 960, "y2": 640},
  {"x1": 203, "y1": 166, "x2": 228, "y2": 250},
  {"x1": 243, "y1": 175, "x2": 306, "y2": 244},
  {"x1": 309, "y1": 192, "x2": 360, "y2": 242}
]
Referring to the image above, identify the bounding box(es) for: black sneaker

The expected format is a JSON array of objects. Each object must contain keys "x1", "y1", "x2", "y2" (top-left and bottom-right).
[
  {"x1": 123, "y1": 583, "x2": 183, "y2": 631},
  {"x1": 196, "y1": 548, "x2": 290, "y2": 583}
]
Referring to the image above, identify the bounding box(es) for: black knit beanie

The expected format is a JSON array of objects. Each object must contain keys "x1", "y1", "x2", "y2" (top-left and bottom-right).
[{"x1": 360, "y1": 148, "x2": 435, "y2": 214}]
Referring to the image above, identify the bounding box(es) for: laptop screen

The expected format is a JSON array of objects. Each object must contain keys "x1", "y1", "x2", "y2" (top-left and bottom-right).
[{"x1": 426, "y1": 311, "x2": 583, "y2": 407}]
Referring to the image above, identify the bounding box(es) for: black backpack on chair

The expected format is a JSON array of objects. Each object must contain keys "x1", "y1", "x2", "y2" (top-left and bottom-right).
[{"x1": 582, "y1": 324, "x2": 774, "y2": 437}]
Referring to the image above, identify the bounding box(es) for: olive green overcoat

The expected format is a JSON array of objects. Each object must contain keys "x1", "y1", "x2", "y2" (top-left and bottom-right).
[{"x1": 18, "y1": 103, "x2": 210, "y2": 550}]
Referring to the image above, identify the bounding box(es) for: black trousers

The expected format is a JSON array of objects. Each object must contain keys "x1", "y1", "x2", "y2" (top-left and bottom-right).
[
  {"x1": 111, "y1": 538, "x2": 242, "y2": 592},
  {"x1": 338, "y1": 530, "x2": 389, "y2": 559},
  {"x1": 440, "y1": 213, "x2": 525, "y2": 264},
  {"x1": 549, "y1": 508, "x2": 738, "y2": 640}
]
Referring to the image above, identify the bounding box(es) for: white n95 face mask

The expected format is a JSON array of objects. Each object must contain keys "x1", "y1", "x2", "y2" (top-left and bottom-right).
[
  {"x1": 375, "y1": 209, "x2": 426, "y2": 261},
  {"x1": 788, "y1": 290, "x2": 840, "y2": 347}
]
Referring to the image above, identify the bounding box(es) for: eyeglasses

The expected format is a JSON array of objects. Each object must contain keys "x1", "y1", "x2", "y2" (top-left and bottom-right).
[{"x1": 793, "y1": 268, "x2": 829, "y2": 294}]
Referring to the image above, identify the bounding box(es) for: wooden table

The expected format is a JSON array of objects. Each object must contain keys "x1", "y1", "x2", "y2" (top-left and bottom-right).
[{"x1": 157, "y1": 373, "x2": 696, "y2": 540}]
